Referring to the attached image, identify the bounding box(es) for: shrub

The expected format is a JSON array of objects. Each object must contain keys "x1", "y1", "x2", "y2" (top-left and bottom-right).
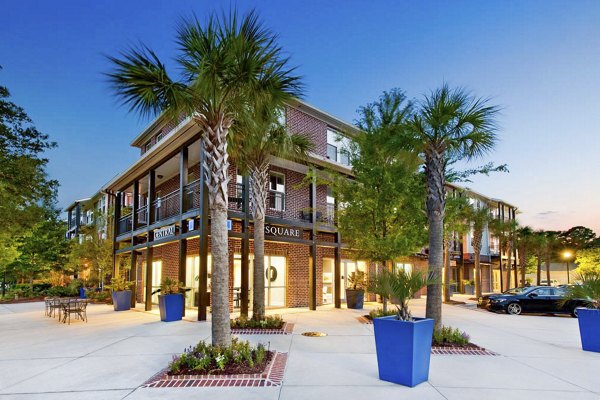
[
  {"x1": 45, "y1": 286, "x2": 78, "y2": 297},
  {"x1": 106, "y1": 276, "x2": 134, "y2": 292},
  {"x1": 230, "y1": 315, "x2": 284, "y2": 329},
  {"x1": 87, "y1": 290, "x2": 111, "y2": 303},
  {"x1": 432, "y1": 325, "x2": 470, "y2": 346},
  {"x1": 168, "y1": 338, "x2": 269, "y2": 375},
  {"x1": 368, "y1": 308, "x2": 397, "y2": 319}
]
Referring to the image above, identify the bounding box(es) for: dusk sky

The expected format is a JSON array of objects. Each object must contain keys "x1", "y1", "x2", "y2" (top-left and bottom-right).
[{"x1": 1, "y1": 1, "x2": 599, "y2": 233}]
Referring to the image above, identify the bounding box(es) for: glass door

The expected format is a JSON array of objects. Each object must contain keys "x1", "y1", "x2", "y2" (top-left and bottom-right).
[
  {"x1": 151, "y1": 261, "x2": 162, "y2": 304},
  {"x1": 265, "y1": 255, "x2": 286, "y2": 307},
  {"x1": 233, "y1": 254, "x2": 253, "y2": 310},
  {"x1": 322, "y1": 258, "x2": 334, "y2": 305},
  {"x1": 185, "y1": 255, "x2": 212, "y2": 307},
  {"x1": 340, "y1": 260, "x2": 357, "y2": 301}
]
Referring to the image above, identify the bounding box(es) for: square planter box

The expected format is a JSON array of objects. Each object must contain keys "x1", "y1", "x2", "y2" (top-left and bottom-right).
[
  {"x1": 112, "y1": 290, "x2": 132, "y2": 311},
  {"x1": 159, "y1": 294, "x2": 184, "y2": 322},
  {"x1": 577, "y1": 308, "x2": 600, "y2": 353},
  {"x1": 373, "y1": 316, "x2": 434, "y2": 387},
  {"x1": 463, "y1": 285, "x2": 474, "y2": 295},
  {"x1": 345, "y1": 289, "x2": 364, "y2": 309}
]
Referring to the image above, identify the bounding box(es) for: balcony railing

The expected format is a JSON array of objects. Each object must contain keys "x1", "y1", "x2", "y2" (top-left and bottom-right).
[
  {"x1": 321, "y1": 203, "x2": 335, "y2": 225},
  {"x1": 268, "y1": 191, "x2": 285, "y2": 212},
  {"x1": 183, "y1": 180, "x2": 245, "y2": 213},
  {"x1": 136, "y1": 205, "x2": 148, "y2": 228},
  {"x1": 117, "y1": 215, "x2": 132, "y2": 235},
  {"x1": 228, "y1": 183, "x2": 244, "y2": 211},
  {"x1": 152, "y1": 189, "x2": 180, "y2": 222}
]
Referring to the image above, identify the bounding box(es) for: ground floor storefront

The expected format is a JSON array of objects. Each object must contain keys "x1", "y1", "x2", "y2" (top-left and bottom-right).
[{"x1": 115, "y1": 226, "x2": 430, "y2": 317}]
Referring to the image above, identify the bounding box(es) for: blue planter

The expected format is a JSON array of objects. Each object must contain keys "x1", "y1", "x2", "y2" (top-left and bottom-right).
[
  {"x1": 79, "y1": 287, "x2": 87, "y2": 299},
  {"x1": 373, "y1": 316, "x2": 434, "y2": 387},
  {"x1": 159, "y1": 294, "x2": 184, "y2": 322},
  {"x1": 112, "y1": 290, "x2": 132, "y2": 311},
  {"x1": 577, "y1": 308, "x2": 600, "y2": 353}
]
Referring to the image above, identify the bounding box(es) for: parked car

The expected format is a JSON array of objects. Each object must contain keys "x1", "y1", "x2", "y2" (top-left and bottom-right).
[{"x1": 478, "y1": 286, "x2": 586, "y2": 317}]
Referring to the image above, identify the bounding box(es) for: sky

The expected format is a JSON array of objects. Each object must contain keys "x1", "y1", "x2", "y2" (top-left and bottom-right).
[{"x1": 1, "y1": 1, "x2": 599, "y2": 233}]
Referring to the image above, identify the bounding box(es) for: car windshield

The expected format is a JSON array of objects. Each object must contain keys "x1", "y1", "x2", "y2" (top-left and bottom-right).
[{"x1": 503, "y1": 287, "x2": 533, "y2": 295}]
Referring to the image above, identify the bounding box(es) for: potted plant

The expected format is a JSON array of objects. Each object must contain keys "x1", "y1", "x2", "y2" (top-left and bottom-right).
[
  {"x1": 368, "y1": 268, "x2": 434, "y2": 387},
  {"x1": 564, "y1": 271, "x2": 600, "y2": 353},
  {"x1": 106, "y1": 276, "x2": 134, "y2": 311},
  {"x1": 463, "y1": 279, "x2": 475, "y2": 295},
  {"x1": 153, "y1": 277, "x2": 185, "y2": 322},
  {"x1": 346, "y1": 271, "x2": 366, "y2": 309}
]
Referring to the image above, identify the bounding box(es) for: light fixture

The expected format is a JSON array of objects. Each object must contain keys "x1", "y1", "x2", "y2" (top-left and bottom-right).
[{"x1": 157, "y1": 174, "x2": 164, "y2": 179}]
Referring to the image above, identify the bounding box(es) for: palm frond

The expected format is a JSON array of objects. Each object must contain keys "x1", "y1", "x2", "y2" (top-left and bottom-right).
[{"x1": 106, "y1": 44, "x2": 190, "y2": 120}]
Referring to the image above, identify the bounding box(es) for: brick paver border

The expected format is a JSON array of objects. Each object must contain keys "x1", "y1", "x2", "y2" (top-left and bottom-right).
[
  {"x1": 142, "y1": 352, "x2": 288, "y2": 388},
  {"x1": 231, "y1": 322, "x2": 294, "y2": 335}
]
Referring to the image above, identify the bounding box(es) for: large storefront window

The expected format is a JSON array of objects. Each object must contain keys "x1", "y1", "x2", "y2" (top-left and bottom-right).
[
  {"x1": 151, "y1": 260, "x2": 162, "y2": 304},
  {"x1": 185, "y1": 255, "x2": 212, "y2": 308}
]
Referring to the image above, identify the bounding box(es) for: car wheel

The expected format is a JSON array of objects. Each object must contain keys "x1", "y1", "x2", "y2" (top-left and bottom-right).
[
  {"x1": 571, "y1": 307, "x2": 579, "y2": 318},
  {"x1": 507, "y1": 302, "x2": 522, "y2": 315}
]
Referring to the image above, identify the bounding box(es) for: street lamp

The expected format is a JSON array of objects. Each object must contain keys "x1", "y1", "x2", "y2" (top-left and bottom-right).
[{"x1": 562, "y1": 250, "x2": 573, "y2": 284}]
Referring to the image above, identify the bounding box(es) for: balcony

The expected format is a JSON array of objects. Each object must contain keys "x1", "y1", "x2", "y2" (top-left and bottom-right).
[
  {"x1": 117, "y1": 215, "x2": 132, "y2": 235},
  {"x1": 267, "y1": 191, "x2": 285, "y2": 218},
  {"x1": 183, "y1": 180, "x2": 245, "y2": 213},
  {"x1": 152, "y1": 189, "x2": 180, "y2": 222},
  {"x1": 135, "y1": 205, "x2": 148, "y2": 228}
]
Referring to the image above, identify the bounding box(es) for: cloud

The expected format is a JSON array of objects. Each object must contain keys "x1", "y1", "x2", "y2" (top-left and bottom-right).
[{"x1": 535, "y1": 211, "x2": 557, "y2": 218}]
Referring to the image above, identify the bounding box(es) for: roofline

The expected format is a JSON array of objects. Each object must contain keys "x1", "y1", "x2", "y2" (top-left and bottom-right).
[
  {"x1": 129, "y1": 98, "x2": 361, "y2": 148},
  {"x1": 446, "y1": 182, "x2": 518, "y2": 210}
]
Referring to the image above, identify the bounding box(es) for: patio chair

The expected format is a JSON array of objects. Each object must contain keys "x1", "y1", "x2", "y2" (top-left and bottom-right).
[
  {"x1": 45, "y1": 297, "x2": 61, "y2": 318},
  {"x1": 62, "y1": 299, "x2": 88, "y2": 325}
]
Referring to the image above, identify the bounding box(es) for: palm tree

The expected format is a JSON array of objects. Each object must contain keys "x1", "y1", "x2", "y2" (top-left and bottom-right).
[
  {"x1": 544, "y1": 231, "x2": 562, "y2": 285},
  {"x1": 467, "y1": 203, "x2": 492, "y2": 298},
  {"x1": 443, "y1": 194, "x2": 469, "y2": 302},
  {"x1": 106, "y1": 10, "x2": 301, "y2": 346},
  {"x1": 489, "y1": 218, "x2": 518, "y2": 290},
  {"x1": 404, "y1": 85, "x2": 499, "y2": 329},
  {"x1": 531, "y1": 230, "x2": 547, "y2": 285},
  {"x1": 515, "y1": 226, "x2": 534, "y2": 287},
  {"x1": 231, "y1": 107, "x2": 312, "y2": 321}
]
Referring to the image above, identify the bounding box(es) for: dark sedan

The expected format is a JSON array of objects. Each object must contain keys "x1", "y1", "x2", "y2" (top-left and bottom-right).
[{"x1": 477, "y1": 286, "x2": 586, "y2": 317}]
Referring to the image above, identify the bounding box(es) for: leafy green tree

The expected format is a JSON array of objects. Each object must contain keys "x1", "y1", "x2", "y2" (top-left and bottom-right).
[
  {"x1": 106, "y1": 10, "x2": 301, "y2": 346},
  {"x1": 561, "y1": 226, "x2": 596, "y2": 250},
  {"x1": 489, "y1": 218, "x2": 518, "y2": 290},
  {"x1": 231, "y1": 107, "x2": 312, "y2": 320},
  {"x1": 573, "y1": 248, "x2": 600, "y2": 275},
  {"x1": 335, "y1": 90, "x2": 427, "y2": 303},
  {"x1": 0, "y1": 74, "x2": 57, "y2": 245},
  {"x1": 11, "y1": 205, "x2": 70, "y2": 286},
  {"x1": 403, "y1": 85, "x2": 500, "y2": 329}
]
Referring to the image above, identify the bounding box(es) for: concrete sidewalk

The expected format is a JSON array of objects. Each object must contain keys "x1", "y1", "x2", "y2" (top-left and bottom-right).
[{"x1": 0, "y1": 299, "x2": 599, "y2": 399}]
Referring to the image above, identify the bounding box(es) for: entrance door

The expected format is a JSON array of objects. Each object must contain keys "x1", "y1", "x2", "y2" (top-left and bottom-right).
[
  {"x1": 151, "y1": 261, "x2": 162, "y2": 304},
  {"x1": 265, "y1": 255, "x2": 286, "y2": 307},
  {"x1": 185, "y1": 255, "x2": 212, "y2": 308},
  {"x1": 233, "y1": 254, "x2": 252, "y2": 310},
  {"x1": 322, "y1": 258, "x2": 334, "y2": 305},
  {"x1": 340, "y1": 260, "x2": 367, "y2": 300}
]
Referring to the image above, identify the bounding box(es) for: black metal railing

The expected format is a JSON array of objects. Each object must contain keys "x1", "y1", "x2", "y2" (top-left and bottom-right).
[
  {"x1": 268, "y1": 191, "x2": 285, "y2": 213},
  {"x1": 323, "y1": 203, "x2": 335, "y2": 225},
  {"x1": 117, "y1": 215, "x2": 132, "y2": 235},
  {"x1": 228, "y1": 183, "x2": 244, "y2": 211},
  {"x1": 152, "y1": 189, "x2": 180, "y2": 222},
  {"x1": 135, "y1": 205, "x2": 148, "y2": 228},
  {"x1": 184, "y1": 179, "x2": 201, "y2": 212}
]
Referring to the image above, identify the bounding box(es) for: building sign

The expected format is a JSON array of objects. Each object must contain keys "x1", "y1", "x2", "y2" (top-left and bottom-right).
[
  {"x1": 264, "y1": 224, "x2": 302, "y2": 239},
  {"x1": 154, "y1": 224, "x2": 176, "y2": 240},
  {"x1": 227, "y1": 219, "x2": 233, "y2": 231}
]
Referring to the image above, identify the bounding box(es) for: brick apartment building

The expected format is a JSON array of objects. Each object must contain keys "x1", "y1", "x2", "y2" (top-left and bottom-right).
[{"x1": 67, "y1": 99, "x2": 518, "y2": 319}]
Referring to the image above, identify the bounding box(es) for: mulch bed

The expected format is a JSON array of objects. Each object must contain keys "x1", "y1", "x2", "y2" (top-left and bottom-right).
[
  {"x1": 443, "y1": 300, "x2": 467, "y2": 305},
  {"x1": 357, "y1": 316, "x2": 498, "y2": 356},
  {"x1": 231, "y1": 322, "x2": 294, "y2": 335},
  {"x1": 142, "y1": 352, "x2": 288, "y2": 388},
  {"x1": 0, "y1": 297, "x2": 44, "y2": 304}
]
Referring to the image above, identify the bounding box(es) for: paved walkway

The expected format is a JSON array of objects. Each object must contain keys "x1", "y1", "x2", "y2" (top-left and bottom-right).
[{"x1": 0, "y1": 299, "x2": 599, "y2": 399}]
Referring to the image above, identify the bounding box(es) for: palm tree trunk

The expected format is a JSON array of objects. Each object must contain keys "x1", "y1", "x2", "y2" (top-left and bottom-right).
[
  {"x1": 506, "y1": 245, "x2": 512, "y2": 290},
  {"x1": 250, "y1": 164, "x2": 269, "y2": 321},
  {"x1": 545, "y1": 256, "x2": 551, "y2": 285},
  {"x1": 536, "y1": 256, "x2": 542, "y2": 285},
  {"x1": 196, "y1": 115, "x2": 232, "y2": 347},
  {"x1": 519, "y1": 248, "x2": 527, "y2": 287},
  {"x1": 473, "y1": 231, "x2": 483, "y2": 298},
  {"x1": 443, "y1": 238, "x2": 452, "y2": 302},
  {"x1": 425, "y1": 152, "x2": 445, "y2": 330}
]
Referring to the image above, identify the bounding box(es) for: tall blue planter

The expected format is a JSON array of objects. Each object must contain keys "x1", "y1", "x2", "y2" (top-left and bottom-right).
[
  {"x1": 79, "y1": 287, "x2": 87, "y2": 299},
  {"x1": 112, "y1": 290, "x2": 132, "y2": 311},
  {"x1": 577, "y1": 308, "x2": 600, "y2": 353},
  {"x1": 159, "y1": 294, "x2": 184, "y2": 322},
  {"x1": 373, "y1": 316, "x2": 434, "y2": 387}
]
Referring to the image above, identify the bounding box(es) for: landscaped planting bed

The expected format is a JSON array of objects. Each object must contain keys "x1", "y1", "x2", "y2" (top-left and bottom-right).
[{"x1": 230, "y1": 315, "x2": 294, "y2": 335}]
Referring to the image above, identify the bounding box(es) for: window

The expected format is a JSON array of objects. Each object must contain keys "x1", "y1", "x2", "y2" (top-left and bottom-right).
[
  {"x1": 144, "y1": 142, "x2": 152, "y2": 153},
  {"x1": 156, "y1": 130, "x2": 166, "y2": 143},
  {"x1": 268, "y1": 173, "x2": 285, "y2": 211},
  {"x1": 326, "y1": 129, "x2": 351, "y2": 166}
]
